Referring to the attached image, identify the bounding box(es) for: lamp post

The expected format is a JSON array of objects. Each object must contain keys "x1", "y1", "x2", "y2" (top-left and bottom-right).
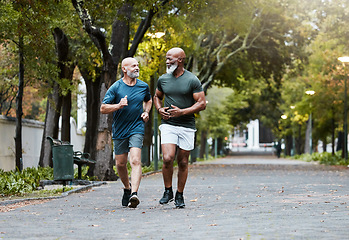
[
  {"x1": 338, "y1": 56, "x2": 349, "y2": 162},
  {"x1": 153, "y1": 73, "x2": 159, "y2": 171},
  {"x1": 151, "y1": 32, "x2": 165, "y2": 170},
  {"x1": 305, "y1": 90, "x2": 315, "y2": 154},
  {"x1": 281, "y1": 114, "x2": 287, "y2": 155},
  {"x1": 290, "y1": 105, "x2": 296, "y2": 156}
]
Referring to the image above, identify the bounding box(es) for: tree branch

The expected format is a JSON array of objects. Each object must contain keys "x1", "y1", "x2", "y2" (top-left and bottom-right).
[
  {"x1": 71, "y1": 0, "x2": 109, "y2": 60},
  {"x1": 128, "y1": 0, "x2": 170, "y2": 56}
]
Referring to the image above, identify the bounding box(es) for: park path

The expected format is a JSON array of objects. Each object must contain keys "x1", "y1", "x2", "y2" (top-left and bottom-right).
[{"x1": 0, "y1": 155, "x2": 348, "y2": 239}]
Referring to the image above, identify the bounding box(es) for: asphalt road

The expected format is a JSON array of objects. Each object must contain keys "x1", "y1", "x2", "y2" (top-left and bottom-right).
[{"x1": 1, "y1": 155, "x2": 348, "y2": 240}]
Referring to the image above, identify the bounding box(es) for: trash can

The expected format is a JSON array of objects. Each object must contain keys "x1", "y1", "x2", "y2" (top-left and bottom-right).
[
  {"x1": 52, "y1": 144, "x2": 74, "y2": 181},
  {"x1": 47, "y1": 137, "x2": 74, "y2": 181}
]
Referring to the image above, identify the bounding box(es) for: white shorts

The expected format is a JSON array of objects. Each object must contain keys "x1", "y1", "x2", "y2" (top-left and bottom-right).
[{"x1": 159, "y1": 124, "x2": 196, "y2": 151}]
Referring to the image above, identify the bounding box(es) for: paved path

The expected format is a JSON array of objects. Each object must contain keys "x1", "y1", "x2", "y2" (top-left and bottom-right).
[{"x1": 1, "y1": 156, "x2": 349, "y2": 239}]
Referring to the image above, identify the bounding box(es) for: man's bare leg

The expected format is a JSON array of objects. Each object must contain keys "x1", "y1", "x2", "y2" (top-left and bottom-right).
[
  {"x1": 115, "y1": 153, "x2": 131, "y2": 207},
  {"x1": 176, "y1": 148, "x2": 190, "y2": 193},
  {"x1": 115, "y1": 153, "x2": 129, "y2": 189},
  {"x1": 161, "y1": 143, "x2": 177, "y2": 187},
  {"x1": 159, "y1": 143, "x2": 177, "y2": 204},
  {"x1": 129, "y1": 147, "x2": 142, "y2": 193}
]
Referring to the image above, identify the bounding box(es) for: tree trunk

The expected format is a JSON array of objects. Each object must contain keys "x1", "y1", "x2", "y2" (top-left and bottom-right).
[
  {"x1": 39, "y1": 83, "x2": 62, "y2": 167},
  {"x1": 296, "y1": 124, "x2": 303, "y2": 154},
  {"x1": 199, "y1": 130, "x2": 207, "y2": 159},
  {"x1": 285, "y1": 134, "x2": 292, "y2": 156},
  {"x1": 53, "y1": 27, "x2": 74, "y2": 142},
  {"x1": 72, "y1": 0, "x2": 168, "y2": 180},
  {"x1": 94, "y1": 83, "x2": 118, "y2": 180},
  {"x1": 61, "y1": 92, "x2": 72, "y2": 142},
  {"x1": 304, "y1": 119, "x2": 311, "y2": 154},
  {"x1": 79, "y1": 68, "x2": 106, "y2": 177},
  {"x1": 15, "y1": 35, "x2": 24, "y2": 171},
  {"x1": 40, "y1": 28, "x2": 73, "y2": 166},
  {"x1": 322, "y1": 137, "x2": 327, "y2": 153}
]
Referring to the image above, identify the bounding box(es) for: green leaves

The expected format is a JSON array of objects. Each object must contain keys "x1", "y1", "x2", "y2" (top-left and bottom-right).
[
  {"x1": 197, "y1": 86, "x2": 234, "y2": 139},
  {"x1": 0, "y1": 167, "x2": 53, "y2": 197}
]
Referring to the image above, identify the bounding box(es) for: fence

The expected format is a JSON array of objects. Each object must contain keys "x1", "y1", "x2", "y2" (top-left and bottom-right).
[{"x1": 0, "y1": 115, "x2": 85, "y2": 171}]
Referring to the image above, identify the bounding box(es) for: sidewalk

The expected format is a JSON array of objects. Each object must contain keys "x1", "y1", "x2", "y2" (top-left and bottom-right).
[{"x1": 1, "y1": 155, "x2": 348, "y2": 239}]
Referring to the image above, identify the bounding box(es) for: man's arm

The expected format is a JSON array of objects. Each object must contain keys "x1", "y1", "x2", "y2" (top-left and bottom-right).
[
  {"x1": 100, "y1": 95, "x2": 128, "y2": 114},
  {"x1": 154, "y1": 89, "x2": 170, "y2": 120},
  {"x1": 167, "y1": 91, "x2": 206, "y2": 118},
  {"x1": 141, "y1": 98, "x2": 153, "y2": 122}
]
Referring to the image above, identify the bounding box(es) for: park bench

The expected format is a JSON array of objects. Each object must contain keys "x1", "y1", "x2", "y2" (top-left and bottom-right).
[
  {"x1": 73, "y1": 151, "x2": 96, "y2": 179},
  {"x1": 47, "y1": 136, "x2": 96, "y2": 179}
]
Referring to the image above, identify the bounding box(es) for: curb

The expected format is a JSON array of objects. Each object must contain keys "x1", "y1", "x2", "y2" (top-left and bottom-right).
[
  {"x1": 61, "y1": 181, "x2": 107, "y2": 197},
  {"x1": 0, "y1": 181, "x2": 107, "y2": 206}
]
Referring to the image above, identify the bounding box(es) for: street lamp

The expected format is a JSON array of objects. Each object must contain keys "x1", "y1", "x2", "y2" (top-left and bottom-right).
[
  {"x1": 305, "y1": 90, "x2": 315, "y2": 154},
  {"x1": 280, "y1": 114, "x2": 288, "y2": 156},
  {"x1": 290, "y1": 105, "x2": 296, "y2": 156},
  {"x1": 338, "y1": 56, "x2": 349, "y2": 162},
  {"x1": 151, "y1": 32, "x2": 166, "y2": 170}
]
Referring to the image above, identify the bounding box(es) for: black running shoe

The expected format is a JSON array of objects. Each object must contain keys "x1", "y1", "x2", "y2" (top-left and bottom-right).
[
  {"x1": 128, "y1": 193, "x2": 140, "y2": 208},
  {"x1": 159, "y1": 189, "x2": 174, "y2": 204},
  {"x1": 122, "y1": 188, "x2": 131, "y2": 207},
  {"x1": 175, "y1": 191, "x2": 185, "y2": 208}
]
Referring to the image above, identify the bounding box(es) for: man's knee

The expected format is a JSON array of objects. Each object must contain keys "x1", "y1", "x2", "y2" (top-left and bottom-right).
[
  {"x1": 130, "y1": 158, "x2": 141, "y2": 167},
  {"x1": 116, "y1": 161, "x2": 127, "y2": 168},
  {"x1": 163, "y1": 153, "x2": 175, "y2": 165},
  {"x1": 177, "y1": 159, "x2": 188, "y2": 170}
]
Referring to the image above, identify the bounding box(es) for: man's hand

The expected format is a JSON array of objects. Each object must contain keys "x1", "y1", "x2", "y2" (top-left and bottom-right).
[
  {"x1": 141, "y1": 112, "x2": 149, "y2": 122},
  {"x1": 159, "y1": 107, "x2": 171, "y2": 120},
  {"x1": 119, "y1": 95, "x2": 128, "y2": 108},
  {"x1": 167, "y1": 105, "x2": 183, "y2": 118}
]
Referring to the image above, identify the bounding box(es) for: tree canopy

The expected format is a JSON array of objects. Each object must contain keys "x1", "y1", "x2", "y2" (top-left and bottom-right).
[{"x1": 1, "y1": 0, "x2": 349, "y2": 170}]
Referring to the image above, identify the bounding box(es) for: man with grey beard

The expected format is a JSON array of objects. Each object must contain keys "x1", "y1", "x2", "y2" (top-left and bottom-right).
[
  {"x1": 101, "y1": 57, "x2": 152, "y2": 208},
  {"x1": 154, "y1": 48, "x2": 206, "y2": 208}
]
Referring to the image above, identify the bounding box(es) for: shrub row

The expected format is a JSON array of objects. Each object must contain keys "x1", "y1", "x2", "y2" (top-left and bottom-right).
[
  {"x1": 294, "y1": 151, "x2": 348, "y2": 165},
  {"x1": 0, "y1": 167, "x2": 53, "y2": 196}
]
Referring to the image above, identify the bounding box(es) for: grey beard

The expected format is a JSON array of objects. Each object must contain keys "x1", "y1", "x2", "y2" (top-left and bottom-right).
[
  {"x1": 127, "y1": 70, "x2": 139, "y2": 79},
  {"x1": 166, "y1": 63, "x2": 178, "y2": 74}
]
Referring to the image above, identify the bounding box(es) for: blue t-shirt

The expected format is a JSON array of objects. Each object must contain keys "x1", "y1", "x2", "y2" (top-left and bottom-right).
[{"x1": 102, "y1": 79, "x2": 151, "y2": 139}]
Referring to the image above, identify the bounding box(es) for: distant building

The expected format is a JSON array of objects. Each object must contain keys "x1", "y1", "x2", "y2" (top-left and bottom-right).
[{"x1": 231, "y1": 119, "x2": 274, "y2": 151}]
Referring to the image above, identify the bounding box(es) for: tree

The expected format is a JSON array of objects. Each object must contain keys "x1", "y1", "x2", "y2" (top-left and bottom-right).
[
  {"x1": 197, "y1": 86, "x2": 234, "y2": 157},
  {"x1": 71, "y1": 0, "x2": 174, "y2": 180},
  {"x1": 0, "y1": 1, "x2": 60, "y2": 170},
  {"x1": 279, "y1": 0, "x2": 349, "y2": 155}
]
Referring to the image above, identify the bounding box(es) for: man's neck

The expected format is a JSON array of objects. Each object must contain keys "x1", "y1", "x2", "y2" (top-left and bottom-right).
[
  {"x1": 173, "y1": 67, "x2": 185, "y2": 78},
  {"x1": 122, "y1": 76, "x2": 136, "y2": 86}
]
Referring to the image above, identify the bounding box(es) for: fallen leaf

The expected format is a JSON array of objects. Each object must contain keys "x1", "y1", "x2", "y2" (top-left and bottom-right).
[{"x1": 190, "y1": 198, "x2": 198, "y2": 202}]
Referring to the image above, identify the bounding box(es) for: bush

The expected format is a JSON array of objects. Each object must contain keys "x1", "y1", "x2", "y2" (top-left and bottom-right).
[
  {"x1": 74, "y1": 166, "x2": 98, "y2": 181},
  {"x1": 0, "y1": 167, "x2": 53, "y2": 197},
  {"x1": 295, "y1": 152, "x2": 347, "y2": 165}
]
